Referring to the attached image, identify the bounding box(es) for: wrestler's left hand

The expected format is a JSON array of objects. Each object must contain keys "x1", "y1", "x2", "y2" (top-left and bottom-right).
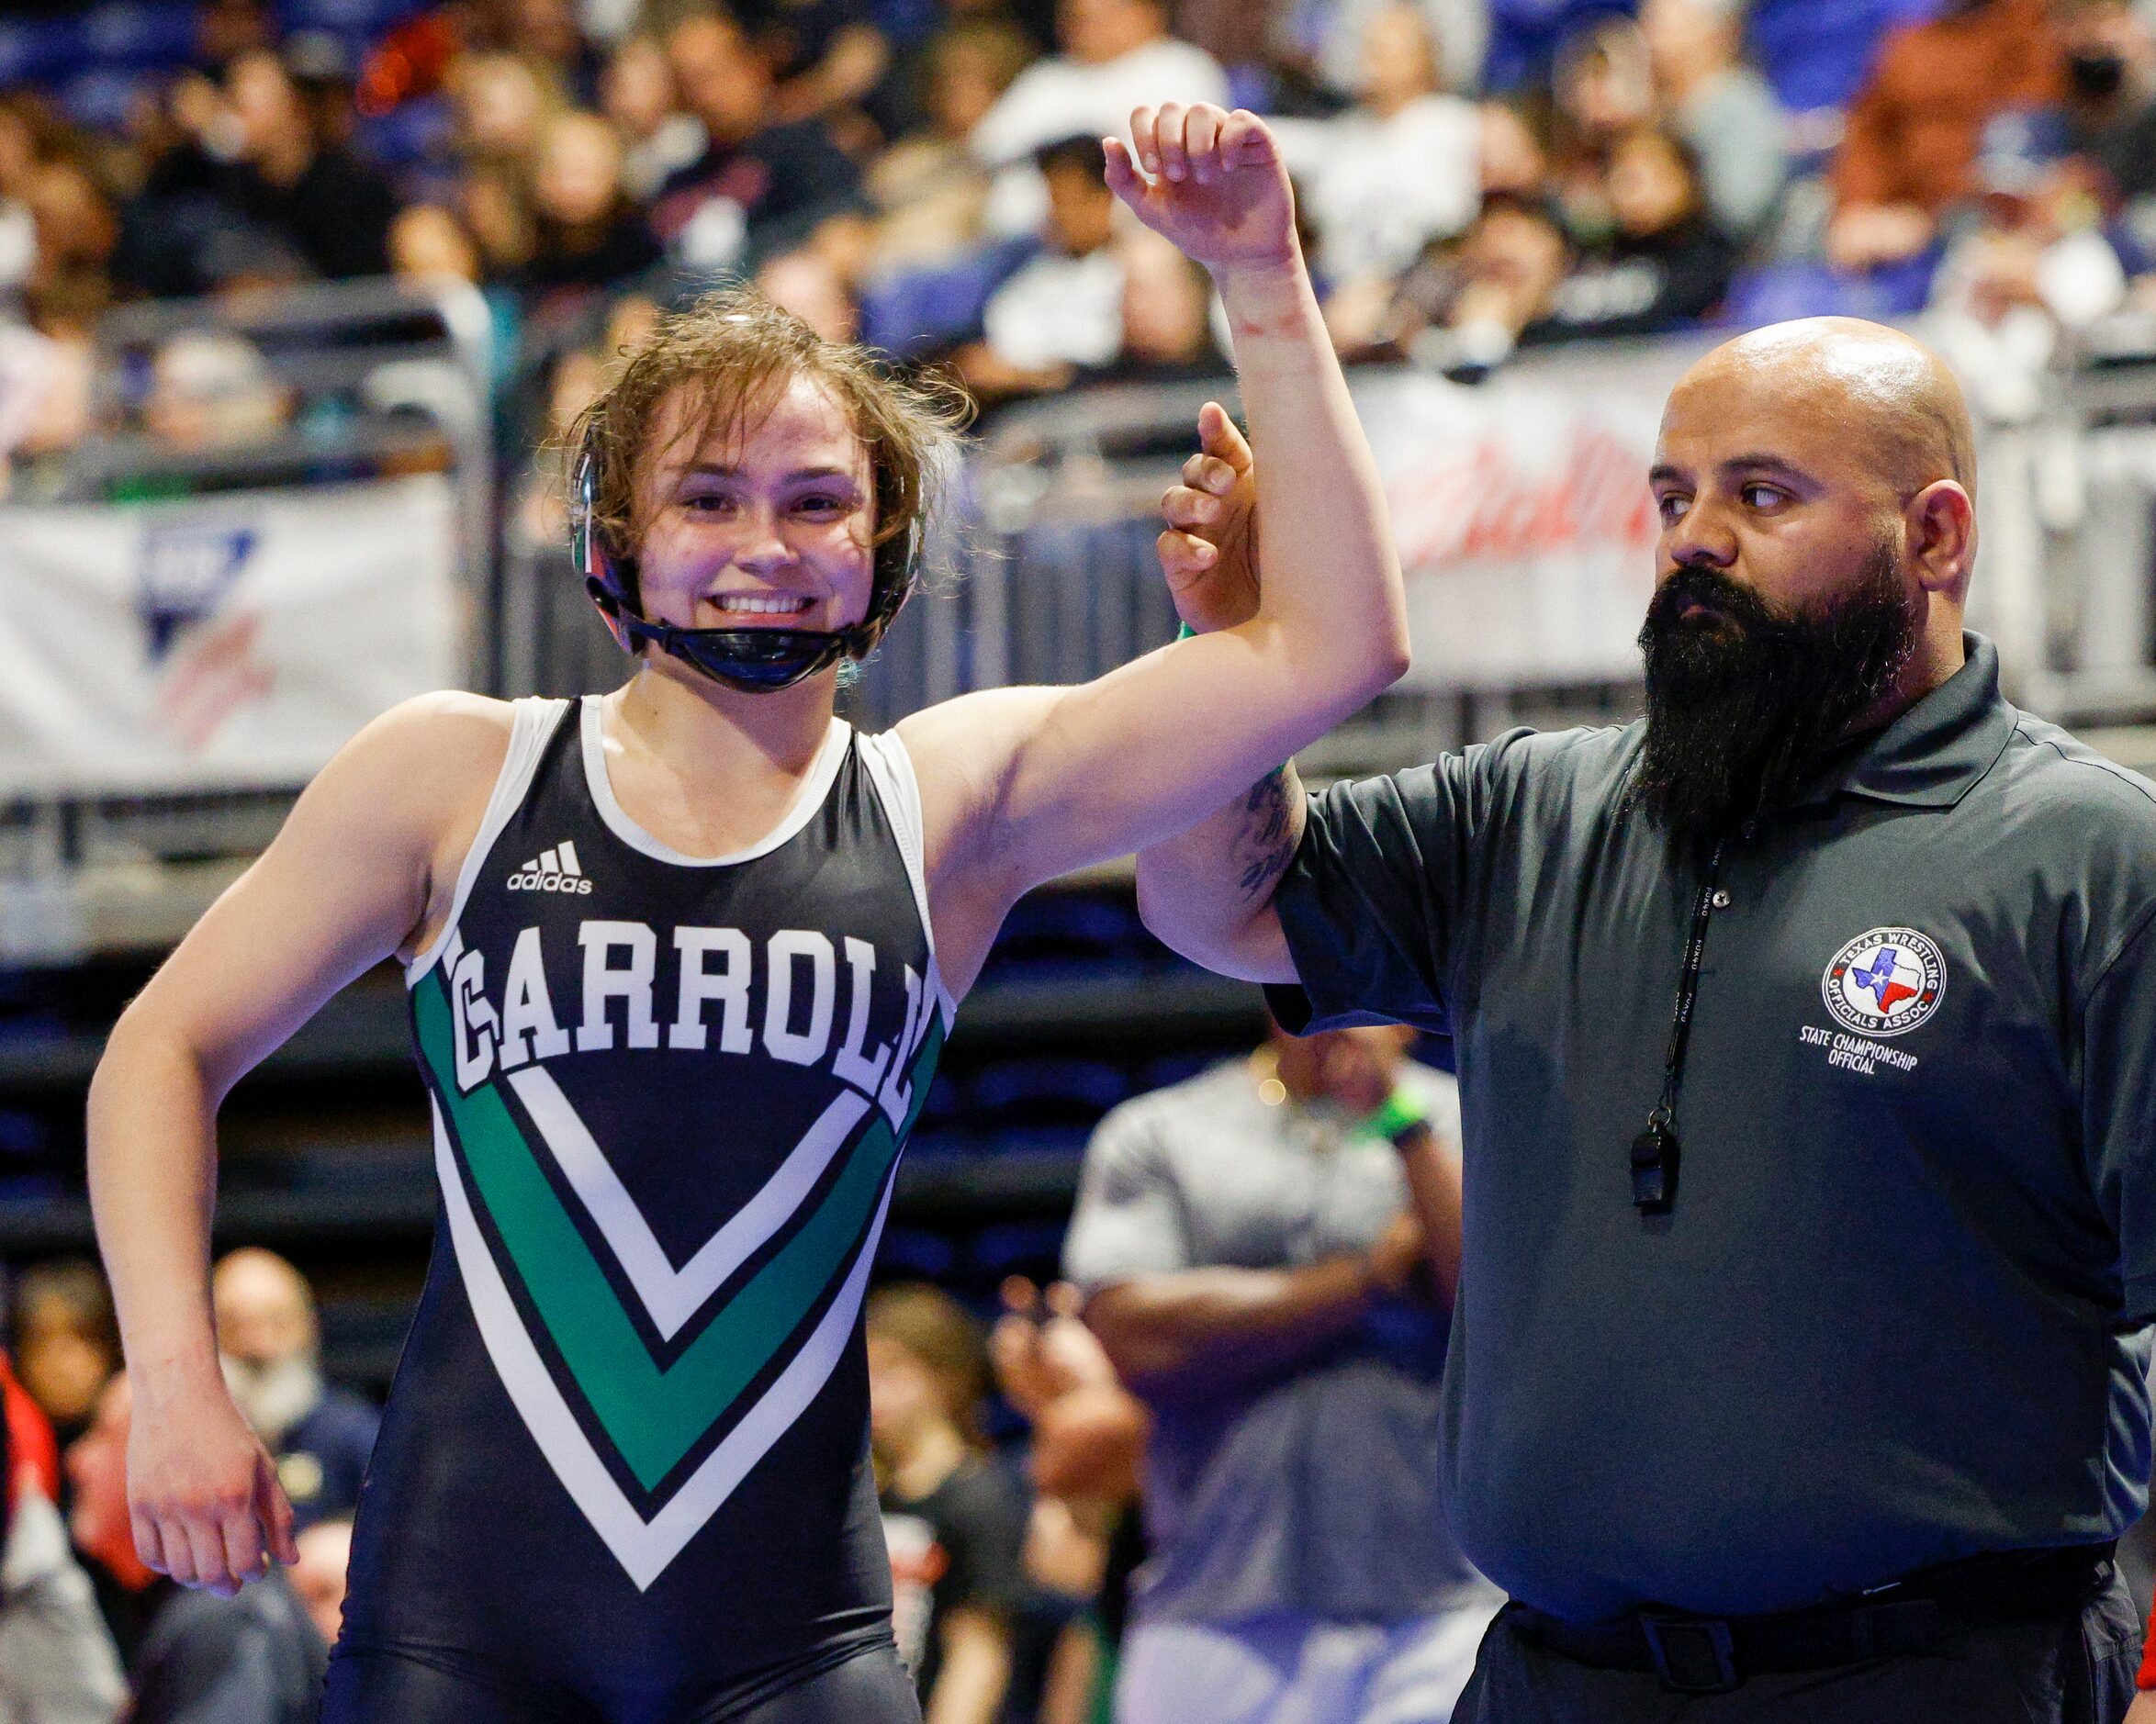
[
  {"x1": 1104, "y1": 104, "x2": 1296, "y2": 276},
  {"x1": 129, "y1": 1371, "x2": 299, "y2": 1598}
]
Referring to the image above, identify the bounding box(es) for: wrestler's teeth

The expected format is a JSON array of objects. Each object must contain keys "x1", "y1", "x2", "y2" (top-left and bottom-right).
[{"x1": 713, "y1": 595, "x2": 812, "y2": 614}]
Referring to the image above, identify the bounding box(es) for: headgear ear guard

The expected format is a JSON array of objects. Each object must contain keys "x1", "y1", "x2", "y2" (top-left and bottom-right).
[{"x1": 570, "y1": 420, "x2": 922, "y2": 695}]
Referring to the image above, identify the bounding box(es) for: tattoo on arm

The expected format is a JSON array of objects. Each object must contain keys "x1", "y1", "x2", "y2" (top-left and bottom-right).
[{"x1": 1232, "y1": 764, "x2": 1302, "y2": 901}]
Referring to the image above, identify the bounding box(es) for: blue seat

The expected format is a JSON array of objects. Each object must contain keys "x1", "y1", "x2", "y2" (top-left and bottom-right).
[
  {"x1": 968, "y1": 1058, "x2": 1130, "y2": 1128},
  {"x1": 0, "y1": 17, "x2": 83, "y2": 82},
  {"x1": 1717, "y1": 255, "x2": 1937, "y2": 330},
  {"x1": 877, "y1": 1227, "x2": 958, "y2": 1280},
  {"x1": 79, "y1": 2, "x2": 197, "y2": 69},
  {"x1": 913, "y1": 1070, "x2": 964, "y2": 1132},
  {"x1": 0, "y1": 1109, "x2": 46, "y2": 1159},
  {"x1": 59, "y1": 68, "x2": 156, "y2": 133},
  {"x1": 969, "y1": 1220, "x2": 1068, "y2": 1280},
  {"x1": 859, "y1": 238, "x2": 1034, "y2": 358},
  {"x1": 0, "y1": 23, "x2": 36, "y2": 84},
  {"x1": 277, "y1": 0, "x2": 427, "y2": 39},
  {"x1": 1747, "y1": 0, "x2": 1941, "y2": 116},
  {"x1": 0, "y1": 1013, "x2": 72, "y2": 1048},
  {"x1": 354, "y1": 94, "x2": 455, "y2": 171},
  {"x1": 868, "y1": 0, "x2": 939, "y2": 48},
  {"x1": 1483, "y1": 0, "x2": 1634, "y2": 95},
  {"x1": 986, "y1": 892, "x2": 1148, "y2": 970},
  {"x1": 1139, "y1": 1051, "x2": 1216, "y2": 1093},
  {"x1": 981, "y1": 1122, "x2": 1094, "y2": 1158}
]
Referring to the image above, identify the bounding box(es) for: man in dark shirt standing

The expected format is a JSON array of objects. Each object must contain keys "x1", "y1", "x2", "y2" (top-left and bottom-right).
[
  {"x1": 1134, "y1": 325, "x2": 2156, "y2": 1720},
  {"x1": 118, "y1": 45, "x2": 398, "y2": 297},
  {"x1": 653, "y1": 10, "x2": 862, "y2": 275}
]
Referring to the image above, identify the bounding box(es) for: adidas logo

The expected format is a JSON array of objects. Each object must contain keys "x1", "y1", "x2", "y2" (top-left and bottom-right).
[{"x1": 509, "y1": 840, "x2": 594, "y2": 895}]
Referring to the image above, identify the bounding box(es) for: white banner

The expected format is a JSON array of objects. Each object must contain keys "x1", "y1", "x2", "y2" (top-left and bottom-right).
[
  {"x1": 1356, "y1": 341, "x2": 1712, "y2": 692},
  {"x1": 0, "y1": 475, "x2": 462, "y2": 795}
]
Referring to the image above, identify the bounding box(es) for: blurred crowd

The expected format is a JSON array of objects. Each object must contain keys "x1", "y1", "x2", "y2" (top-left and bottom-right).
[
  {"x1": 2, "y1": 1247, "x2": 365, "y2": 1723},
  {"x1": 0, "y1": 0, "x2": 2149, "y2": 498},
  {"x1": 0, "y1": 1245, "x2": 1109, "y2": 1724},
  {"x1": 0, "y1": 1021, "x2": 1467, "y2": 1724}
]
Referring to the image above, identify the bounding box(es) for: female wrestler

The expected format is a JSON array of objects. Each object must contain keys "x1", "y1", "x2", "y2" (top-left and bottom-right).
[{"x1": 86, "y1": 103, "x2": 1409, "y2": 1722}]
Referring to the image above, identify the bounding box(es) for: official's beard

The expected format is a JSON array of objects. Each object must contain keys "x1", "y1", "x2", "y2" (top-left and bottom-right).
[{"x1": 1632, "y1": 545, "x2": 1920, "y2": 853}]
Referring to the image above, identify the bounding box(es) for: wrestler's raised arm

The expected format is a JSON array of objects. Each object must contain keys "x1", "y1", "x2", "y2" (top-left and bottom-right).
[{"x1": 900, "y1": 103, "x2": 1406, "y2": 991}]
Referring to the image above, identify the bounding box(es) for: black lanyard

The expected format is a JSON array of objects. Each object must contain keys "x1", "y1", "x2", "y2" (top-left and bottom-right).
[{"x1": 1631, "y1": 840, "x2": 1724, "y2": 1215}]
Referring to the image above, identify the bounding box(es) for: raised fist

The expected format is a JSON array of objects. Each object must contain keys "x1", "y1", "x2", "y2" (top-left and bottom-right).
[{"x1": 1104, "y1": 104, "x2": 1297, "y2": 277}]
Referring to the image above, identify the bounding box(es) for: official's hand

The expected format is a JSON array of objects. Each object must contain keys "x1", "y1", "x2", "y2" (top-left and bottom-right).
[
  {"x1": 990, "y1": 1277, "x2": 1120, "y2": 1421},
  {"x1": 1104, "y1": 104, "x2": 1296, "y2": 277},
  {"x1": 1157, "y1": 401, "x2": 1259, "y2": 633},
  {"x1": 1029, "y1": 1383, "x2": 1149, "y2": 1504},
  {"x1": 128, "y1": 1375, "x2": 298, "y2": 1597}
]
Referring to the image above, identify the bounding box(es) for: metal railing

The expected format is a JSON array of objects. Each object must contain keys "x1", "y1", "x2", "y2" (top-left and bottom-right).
[
  {"x1": 17, "y1": 297, "x2": 2156, "y2": 964},
  {"x1": 496, "y1": 370, "x2": 1645, "y2": 775},
  {"x1": 1977, "y1": 313, "x2": 2156, "y2": 726},
  {"x1": 0, "y1": 279, "x2": 497, "y2": 960},
  {"x1": 60, "y1": 277, "x2": 499, "y2": 681}
]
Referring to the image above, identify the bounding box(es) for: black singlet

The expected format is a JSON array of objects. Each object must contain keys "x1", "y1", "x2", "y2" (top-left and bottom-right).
[{"x1": 328, "y1": 696, "x2": 949, "y2": 1723}]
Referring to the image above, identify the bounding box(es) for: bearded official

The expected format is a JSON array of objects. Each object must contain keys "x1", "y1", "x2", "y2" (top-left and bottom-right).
[{"x1": 1133, "y1": 318, "x2": 2156, "y2": 1722}]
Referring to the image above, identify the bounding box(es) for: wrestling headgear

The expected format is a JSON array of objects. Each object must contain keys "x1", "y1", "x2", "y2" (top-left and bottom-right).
[{"x1": 570, "y1": 420, "x2": 920, "y2": 694}]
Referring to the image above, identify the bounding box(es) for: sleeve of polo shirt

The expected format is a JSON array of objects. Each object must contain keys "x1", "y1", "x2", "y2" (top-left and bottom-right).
[
  {"x1": 1062, "y1": 1103, "x2": 1190, "y2": 1291},
  {"x1": 2083, "y1": 913, "x2": 2156, "y2": 1322},
  {"x1": 1264, "y1": 758, "x2": 1474, "y2": 1036}
]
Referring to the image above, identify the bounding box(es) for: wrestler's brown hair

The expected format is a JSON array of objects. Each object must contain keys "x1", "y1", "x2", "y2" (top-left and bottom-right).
[{"x1": 561, "y1": 285, "x2": 968, "y2": 610}]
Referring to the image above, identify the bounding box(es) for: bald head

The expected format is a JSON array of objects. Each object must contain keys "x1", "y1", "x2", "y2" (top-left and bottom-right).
[
  {"x1": 212, "y1": 1247, "x2": 316, "y2": 1368},
  {"x1": 1639, "y1": 319, "x2": 1982, "y2": 844},
  {"x1": 1654, "y1": 316, "x2": 1980, "y2": 617},
  {"x1": 1683, "y1": 318, "x2": 1976, "y2": 502}
]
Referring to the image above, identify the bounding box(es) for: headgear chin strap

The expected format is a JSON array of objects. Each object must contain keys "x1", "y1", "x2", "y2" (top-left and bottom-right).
[{"x1": 570, "y1": 441, "x2": 916, "y2": 696}]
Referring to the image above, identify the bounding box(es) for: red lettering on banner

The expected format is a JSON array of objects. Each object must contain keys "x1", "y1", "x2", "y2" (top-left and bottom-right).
[
  {"x1": 159, "y1": 610, "x2": 276, "y2": 751},
  {"x1": 1388, "y1": 423, "x2": 1656, "y2": 569}
]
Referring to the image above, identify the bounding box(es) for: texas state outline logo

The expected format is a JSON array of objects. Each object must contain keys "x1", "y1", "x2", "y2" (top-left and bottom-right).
[{"x1": 1822, "y1": 927, "x2": 1947, "y2": 1038}]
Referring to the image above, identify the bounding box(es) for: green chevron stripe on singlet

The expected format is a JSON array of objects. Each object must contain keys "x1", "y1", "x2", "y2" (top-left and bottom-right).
[{"x1": 412, "y1": 970, "x2": 944, "y2": 1490}]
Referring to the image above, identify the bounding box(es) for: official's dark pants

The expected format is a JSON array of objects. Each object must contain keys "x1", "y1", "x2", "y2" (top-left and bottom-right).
[{"x1": 1450, "y1": 1576, "x2": 2143, "y2": 1724}]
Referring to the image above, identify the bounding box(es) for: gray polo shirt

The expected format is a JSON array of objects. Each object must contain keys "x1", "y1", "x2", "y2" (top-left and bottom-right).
[
  {"x1": 1268, "y1": 634, "x2": 2156, "y2": 1624},
  {"x1": 1063, "y1": 1058, "x2": 1492, "y2": 1624}
]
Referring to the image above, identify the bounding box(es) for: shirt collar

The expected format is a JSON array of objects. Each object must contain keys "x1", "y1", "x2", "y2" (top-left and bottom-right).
[{"x1": 1785, "y1": 633, "x2": 2016, "y2": 812}]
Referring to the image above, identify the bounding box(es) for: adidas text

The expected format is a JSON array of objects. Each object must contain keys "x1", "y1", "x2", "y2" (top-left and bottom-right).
[
  {"x1": 510, "y1": 870, "x2": 594, "y2": 894},
  {"x1": 509, "y1": 842, "x2": 593, "y2": 894}
]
